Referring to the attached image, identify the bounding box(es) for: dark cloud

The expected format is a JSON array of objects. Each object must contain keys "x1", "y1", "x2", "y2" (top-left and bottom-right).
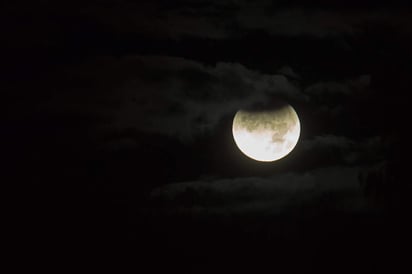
[
  {"x1": 45, "y1": 55, "x2": 305, "y2": 141},
  {"x1": 305, "y1": 74, "x2": 371, "y2": 97},
  {"x1": 7, "y1": 0, "x2": 411, "y2": 55},
  {"x1": 300, "y1": 135, "x2": 383, "y2": 165},
  {"x1": 302, "y1": 75, "x2": 371, "y2": 125},
  {"x1": 294, "y1": 74, "x2": 375, "y2": 139},
  {"x1": 152, "y1": 0, "x2": 412, "y2": 38},
  {"x1": 302, "y1": 135, "x2": 355, "y2": 150},
  {"x1": 236, "y1": 7, "x2": 411, "y2": 37},
  {"x1": 149, "y1": 166, "x2": 371, "y2": 216},
  {"x1": 277, "y1": 66, "x2": 301, "y2": 80}
]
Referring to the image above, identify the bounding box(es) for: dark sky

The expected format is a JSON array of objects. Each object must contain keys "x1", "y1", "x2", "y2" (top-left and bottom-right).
[{"x1": 5, "y1": 0, "x2": 412, "y2": 272}]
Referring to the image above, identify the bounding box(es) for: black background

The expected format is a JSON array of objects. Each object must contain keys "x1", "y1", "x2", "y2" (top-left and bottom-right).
[{"x1": 4, "y1": 0, "x2": 412, "y2": 272}]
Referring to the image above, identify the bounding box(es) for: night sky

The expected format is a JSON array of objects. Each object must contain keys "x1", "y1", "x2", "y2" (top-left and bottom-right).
[{"x1": 5, "y1": 0, "x2": 412, "y2": 272}]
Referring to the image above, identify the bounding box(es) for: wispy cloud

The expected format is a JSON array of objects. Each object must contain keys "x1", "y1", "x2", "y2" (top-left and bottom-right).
[{"x1": 149, "y1": 166, "x2": 371, "y2": 216}]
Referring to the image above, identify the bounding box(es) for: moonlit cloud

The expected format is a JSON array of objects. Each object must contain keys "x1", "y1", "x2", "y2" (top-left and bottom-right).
[
  {"x1": 94, "y1": 56, "x2": 305, "y2": 140},
  {"x1": 149, "y1": 166, "x2": 371, "y2": 216},
  {"x1": 305, "y1": 75, "x2": 371, "y2": 97}
]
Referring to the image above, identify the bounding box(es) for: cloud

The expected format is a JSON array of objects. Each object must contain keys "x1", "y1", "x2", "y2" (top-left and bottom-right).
[
  {"x1": 38, "y1": 55, "x2": 306, "y2": 144},
  {"x1": 301, "y1": 135, "x2": 355, "y2": 150},
  {"x1": 164, "y1": 4, "x2": 412, "y2": 39},
  {"x1": 301, "y1": 75, "x2": 372, "y2": 132},
  {"x1": 234, "y1": 2, "x2": 412, "y2": 37},
  {"x1": 300, "y1": 135, "x2": 383, "y2": 165},
  {"x1": 141, "y1": 1, "x2": 412, "y2": 38},
  {"x1": 305, "y1": 75, "x2": 371, "y2": 97},
  {"x1": 97, "y1": 56, "x2": 306, "y2": 140},
  {"x1": 277, "y1": 66, "x2": 301, "y2": 80},
  {"x1": 7, "y1": 0, "x2": 412, "y2": 58},
  {"x1": 149, "y1": 166, "x2": 371, "y2": 216},
  {"x1": 237, "y1": 8, "x2": 351, "y2": 37},
  {"x1": 152, "y1": 1, "x2": 412, "y2": 38}
]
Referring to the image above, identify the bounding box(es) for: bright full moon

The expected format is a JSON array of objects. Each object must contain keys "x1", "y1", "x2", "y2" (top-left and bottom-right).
[{"x1": 232, "y1": 105, "x2": 300, "y2": 162}]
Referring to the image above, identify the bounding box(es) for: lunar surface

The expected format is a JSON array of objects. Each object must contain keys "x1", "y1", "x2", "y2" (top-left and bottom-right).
[{"x1": 232, "y1": 105, "x2": 300, "y2": 162}]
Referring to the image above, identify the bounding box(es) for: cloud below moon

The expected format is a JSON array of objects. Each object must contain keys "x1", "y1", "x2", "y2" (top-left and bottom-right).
[{"x1": 149, "y1": 166, "x2": 370, "y2": 216}]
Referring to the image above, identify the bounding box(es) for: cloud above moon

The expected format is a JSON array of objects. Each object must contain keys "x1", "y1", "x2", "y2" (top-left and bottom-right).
[
  {"x1": 92, "y1": 1, "x2": 412, "y2": 38},
  {"x1": 45, "y1": 55, "x2": 304, "y2": 141},
  {"x1": 114, "y1": 57, "x2": 305, "y2": 140}
]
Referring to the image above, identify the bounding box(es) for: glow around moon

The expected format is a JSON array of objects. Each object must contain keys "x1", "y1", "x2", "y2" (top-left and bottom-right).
[{"x1": 232, "y1": 105, "x2": 300, "y2": 162}]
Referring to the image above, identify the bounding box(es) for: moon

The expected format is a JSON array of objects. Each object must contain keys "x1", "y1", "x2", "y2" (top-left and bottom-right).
[{"x1": 232, "y1": 104, "x2": 300, "y2": 162}]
